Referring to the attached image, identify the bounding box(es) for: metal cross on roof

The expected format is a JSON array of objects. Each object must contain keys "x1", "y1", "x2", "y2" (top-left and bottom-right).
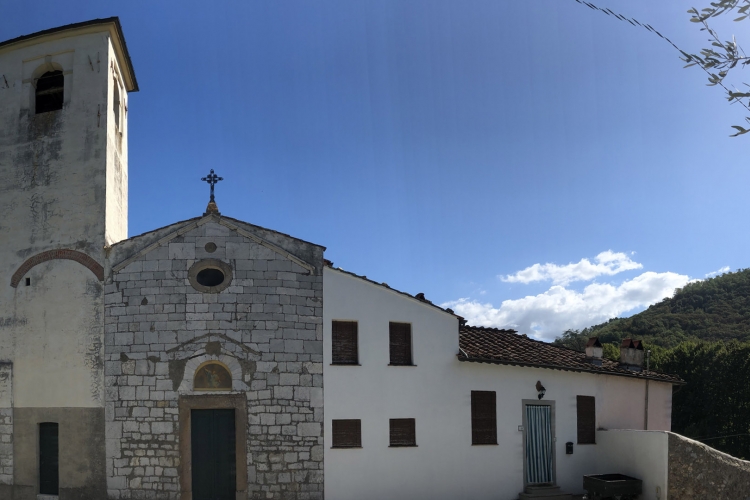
[{"x1": 201, "y1": 169, "x2": 223, "y2": 203}]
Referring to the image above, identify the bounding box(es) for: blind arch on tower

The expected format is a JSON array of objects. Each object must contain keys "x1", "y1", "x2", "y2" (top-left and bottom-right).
[{"x1": 10, "y1": 249, "x2": 104, "y2": 287}]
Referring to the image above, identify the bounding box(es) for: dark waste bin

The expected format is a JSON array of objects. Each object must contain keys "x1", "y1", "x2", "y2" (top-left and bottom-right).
[{"x1": 582, "y1": 473, "x2": 642, "y2": 500}]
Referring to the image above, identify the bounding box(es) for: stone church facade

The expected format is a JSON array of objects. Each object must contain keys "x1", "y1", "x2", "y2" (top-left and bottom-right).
[{"x1": 104, "y1": 215, "x2": 325, "y2": 499}]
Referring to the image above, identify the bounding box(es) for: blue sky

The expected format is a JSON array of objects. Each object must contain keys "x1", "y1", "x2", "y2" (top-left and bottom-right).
[{"x1": 3, "y1": 1, "x2": 748, "y2": 340}]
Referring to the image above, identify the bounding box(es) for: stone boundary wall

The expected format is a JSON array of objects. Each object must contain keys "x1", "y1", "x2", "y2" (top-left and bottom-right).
[{"x1": 668, "y1": 432, "x2": 750, "y2": 499}]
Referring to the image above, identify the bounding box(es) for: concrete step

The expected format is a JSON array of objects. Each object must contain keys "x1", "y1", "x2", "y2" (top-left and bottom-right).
[
  {"x1": 518, "y1": 485, "x2": 574, "y2": 500},
  {"x1": 518, "y1": 494, "x2": 573, "y2": 500}
]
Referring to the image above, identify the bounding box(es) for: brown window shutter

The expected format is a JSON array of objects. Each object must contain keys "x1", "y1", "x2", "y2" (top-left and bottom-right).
[
  {"x1": 332, "y1": 419, "x2": 361, "y2": 448},
  {"x1": 389, "y1": 322, "x2": 412, "y2": 365},
  {"x1": 577, "y1": 396, "x2": 596, "y2": 444},
  {"x1": 389, "y1": 418, "x2": 416, "y2": 447},
  {"x1": 471, "y1": 391, "x2": 497, "y2": 445},
  {"x1": 332, "y1": 321, "x2": 358, "y2": 364}
]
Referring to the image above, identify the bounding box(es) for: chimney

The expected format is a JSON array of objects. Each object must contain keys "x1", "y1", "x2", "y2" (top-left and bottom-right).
[
  {"x1": 619, "y1": 338, "x2": 645, "y2": 371},
  {"x1": 585, "y1": 337, "x2": 603, "y2": 366}
]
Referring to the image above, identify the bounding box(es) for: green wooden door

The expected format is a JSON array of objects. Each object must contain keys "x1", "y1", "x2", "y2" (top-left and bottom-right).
[
  {"x1": 191, "y1": 409, "x2": 236, "y2": 500},
  {"x1": 39, "y1": 423, "x2": 59, "y2": 495}
]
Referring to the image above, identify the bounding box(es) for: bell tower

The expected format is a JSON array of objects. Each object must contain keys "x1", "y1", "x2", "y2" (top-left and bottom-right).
[
  {"x1": 0, "y1": 18, "x2": 137, "y2": 250},
  {"x1": 0, "y1": 19, "x2": 137, "y2": 497}
]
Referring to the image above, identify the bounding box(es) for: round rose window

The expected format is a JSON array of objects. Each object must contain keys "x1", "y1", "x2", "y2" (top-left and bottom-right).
[{"x1": 188, "y1": 259, "x2": 233, "y2": 293}]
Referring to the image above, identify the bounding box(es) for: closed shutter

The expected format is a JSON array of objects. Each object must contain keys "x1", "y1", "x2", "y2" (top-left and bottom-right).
[
  {"x1": 471, "y1": 391, "x2": 497, "y2": 445},
  {"x1": 332, "y1": 419, "x2": 361, "y2": 448},
  {"x1": 39, "y1": 422, "x2": 59, "y2": 495},
  {"x1": 389, "y1": 418, "x2": 416, "y2": 446},
  {"x1": 577, "y1": 395, "x2": 596, "y2": 444},
  {"x1": 332, "y1": 321, "x2": 358, "y2": 364},
  {"x1": 389, "y1": 322, "x2": 412, "y2": 365}
]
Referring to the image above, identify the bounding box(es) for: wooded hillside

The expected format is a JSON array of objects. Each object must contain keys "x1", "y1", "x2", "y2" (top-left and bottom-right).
[
  {"x1": 552, "y1": 269, "x2": 750, "y2": 459},
  {"x1": 564, "y1": 269, "x2": 750, "y2": 348}
]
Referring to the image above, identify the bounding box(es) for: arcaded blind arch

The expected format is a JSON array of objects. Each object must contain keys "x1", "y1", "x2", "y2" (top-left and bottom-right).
[{"x1": 35, "y1": 70, "x2": 64, "y2": 113}]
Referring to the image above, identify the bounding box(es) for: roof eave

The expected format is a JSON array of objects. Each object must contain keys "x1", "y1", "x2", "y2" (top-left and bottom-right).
[
  {"x1": 326, "y1": 266, "x2": 460, "y2": 319},
  {"x1": 0, "y1": 17, "x2": 139, "y2": 92},
  {"x1": 457, "y1": 354, "x2": 686, "y2": 385}
]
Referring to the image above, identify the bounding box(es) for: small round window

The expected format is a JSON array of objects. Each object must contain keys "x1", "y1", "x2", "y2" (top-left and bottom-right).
[{"x1": 188, "y1": 259, "x2": 233, "y2": 293}]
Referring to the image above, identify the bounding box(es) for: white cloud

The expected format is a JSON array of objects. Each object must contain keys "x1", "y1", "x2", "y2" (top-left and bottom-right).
[
  {"x1": 443, "y1": 271, "x2": 690, "y2": 341},
  {"x1": 705, "y1": 266, "x2": 730, "y2": 278},
  {"x1": 500, "y1": 250, "x2": 642, "y2": 286}
]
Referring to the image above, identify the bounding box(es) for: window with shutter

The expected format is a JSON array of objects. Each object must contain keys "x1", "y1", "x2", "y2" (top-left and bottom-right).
[
  {"x1": 331, "y1": 419, "x2": 361, "y2": 448},
  {"x1": 389, "y1": 418, "x2": 416, "y2": 447},
  {"x1": 577, "y1": 395, "x2": 596, "y2": 444},
  {"x1": 389, "y1": 322, "x2": 413, "y2": 365},
  {"x1": 332, "y1": 321, "x2": 358, "y2": 365},
  {"x1": 471, "y1": 391, "x2": 497, "y2": 445}
]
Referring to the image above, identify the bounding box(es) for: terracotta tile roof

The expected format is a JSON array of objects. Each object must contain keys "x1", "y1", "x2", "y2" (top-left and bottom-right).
[{"x1": 458, "y1": 326, "x2": 684, "y2": 384}]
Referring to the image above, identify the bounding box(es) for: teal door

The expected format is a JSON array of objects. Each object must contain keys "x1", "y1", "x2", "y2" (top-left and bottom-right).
[{"x1": 525, "y1": 405, "x2": 553, "y2": 485}]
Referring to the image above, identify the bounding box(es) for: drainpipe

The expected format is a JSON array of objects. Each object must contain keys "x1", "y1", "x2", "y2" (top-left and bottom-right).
[{"x1": 644, "y1": 350, "x2": 650, "y2": 430}]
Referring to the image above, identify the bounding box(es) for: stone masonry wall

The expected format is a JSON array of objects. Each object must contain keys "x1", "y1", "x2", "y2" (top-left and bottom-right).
[
  {"x1": 0, "y1": 409, "x2": 12, "y2": 485},
  {"x1": 0, "y1": 363, "x2": 12, "y2": 486},
  {"x1": 668, "y1": 432, "x2": 750, "y2": 499},
  {"x1": 104, "y1": 220, "x2": 324, "y2": 499}
]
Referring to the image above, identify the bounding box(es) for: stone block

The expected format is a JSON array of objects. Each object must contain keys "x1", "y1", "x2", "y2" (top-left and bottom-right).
[
  {"x1": 297, "y1": 423, "x2": 320, "y2": 437},
  {"x1": 284, "y1": 340, "x2": 304, "y2": 354},
  {"x1": 168, "y1": 243, "x2": 195, "y2": 260},
  {"x1": 310, "y1": 388, "x2": 323, "y2": 408},
  {"x1": 280, "y1": 373, "x2": 300, "y2": 386},
  {"x1": 274, "y1": 386, "x2": 293, "y2": 400},
  {"x1": 151, "y1": 422, "x2": 173, "y2": 434}
]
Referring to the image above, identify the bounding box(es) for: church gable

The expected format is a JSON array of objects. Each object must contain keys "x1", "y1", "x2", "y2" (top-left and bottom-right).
[
  {"x1": 109, "y1": 214, "x2": 323, "y2": 277},
  {"x1": 103, "y1": 216, "x2": 324, "y2": 499}
]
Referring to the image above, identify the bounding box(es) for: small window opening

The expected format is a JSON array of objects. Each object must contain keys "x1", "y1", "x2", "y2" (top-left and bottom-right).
[
  {"x1": 389, "y1": 418, "x2": 417, "y2": 447},
  {"x1": 35, "y1": 71, "x2": 64, "y2": 114},
  {"x1": 332, "y1": 419, "x2": 361, "y2": 448},
  {"x1": 196, "y1": 268, "x2": 225, "y2": 287},
  {"x1": 113, "y1": 79, "x2": 121, "y2": 129},
  {"x1": 204, "y1": 242, "x2": 217, "y2": 253},
  {"x1": 39, "y1": 422, "x2": 59, "y2": 495},
  {"x1": 25, "y1": 277, "x2": 30, "y2": 286}
]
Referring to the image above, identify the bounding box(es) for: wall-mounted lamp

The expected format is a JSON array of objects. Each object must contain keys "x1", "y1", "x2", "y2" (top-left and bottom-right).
[{"x1": 536, "y1": 380, "x2": 546, "y2": 400}]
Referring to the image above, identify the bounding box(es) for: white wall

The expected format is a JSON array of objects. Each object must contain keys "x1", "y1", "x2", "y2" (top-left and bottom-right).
[
  {"x1": 323, "y1": 267, "x2": 674, "y2": 500},
  {"x1": 594, "y1": 430, "x2": 669, "y2": 500},
  {"x1": 0, "y1": 28, "x2": 125, "y2": 408}
]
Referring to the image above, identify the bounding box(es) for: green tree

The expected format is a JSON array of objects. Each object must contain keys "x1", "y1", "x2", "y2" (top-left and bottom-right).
[
  {"x1": 552, "y1": 329, "x2": 590, "y2": 351},
  {"x1": 602, "y1": 343, "x2": 619, "y2": 361},
  {"x1": 682, "y1": 1, "x2": 750, "y2": 136},
  {"x1": 574, "y1": 0, "x2": 750, "y2": 136},
  {"x1": 651, "y1": 340, "x2": 750, "y2": 459}
]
